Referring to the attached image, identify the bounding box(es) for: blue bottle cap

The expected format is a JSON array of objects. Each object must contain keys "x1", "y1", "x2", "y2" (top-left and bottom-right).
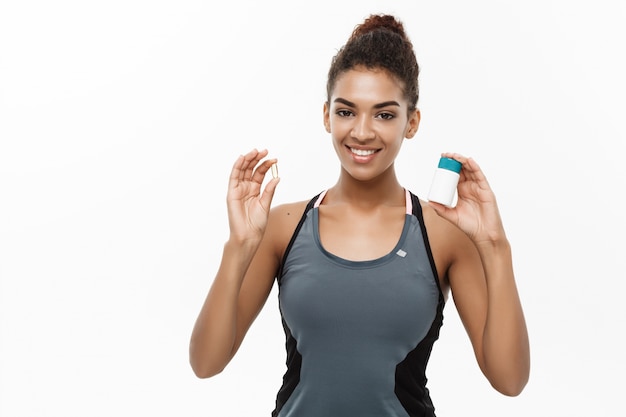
[{"x1": 437, "y1": 157, "x2": 462, "y2": 173}]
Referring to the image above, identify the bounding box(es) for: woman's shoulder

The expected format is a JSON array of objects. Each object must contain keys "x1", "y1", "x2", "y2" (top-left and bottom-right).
[
  {"x1": 265, "y1": 196, "x2": 318, "y2": 253},
  {"x1": 418, "y1": 198, "x2": 466, "y2": 238},
  {"x1": 270, "y1": 189, "x2": 324, "y2": 219},
  {"x1": 269, "y1": 197, "x2": 316, "y2": 221},
  {"x1": 418, "y1": 198, "x2": 473, "y2": 255},
  {"x1": 418, "y1": 197, "x2": 482, "y2": 284}
]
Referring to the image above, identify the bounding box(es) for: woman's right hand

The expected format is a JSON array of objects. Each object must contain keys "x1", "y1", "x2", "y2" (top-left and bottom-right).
[
  {"x1": 190, "y1": 148, "x2": 279, "y2": 378},
  {"x1": 227, "y1": 148, "x2": 280, "y2": 245}
]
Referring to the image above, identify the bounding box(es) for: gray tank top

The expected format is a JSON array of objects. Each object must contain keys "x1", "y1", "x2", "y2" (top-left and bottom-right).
[{"x1": 272, "y1": 190, "x2": 445, "y2": 417}]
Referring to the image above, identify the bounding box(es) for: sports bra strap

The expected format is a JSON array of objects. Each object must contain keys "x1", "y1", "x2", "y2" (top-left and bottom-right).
[
  {"x1": 313, "y1": 190, "x2": 327, "y2": 208},
  {"x1": 405, "y1": 188, "x2": 412, "y2": 215}
]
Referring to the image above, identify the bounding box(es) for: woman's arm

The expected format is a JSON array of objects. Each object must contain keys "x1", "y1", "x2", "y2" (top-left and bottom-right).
[
  {"x1": 189, "y1": 149, "x2": 280, "y2": 378},
  {"x1": 429, "y1": 153, "x2": 530, "y2": 396}
]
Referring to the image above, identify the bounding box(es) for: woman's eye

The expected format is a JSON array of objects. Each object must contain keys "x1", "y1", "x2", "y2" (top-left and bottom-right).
[
  {"x1": 377, "y1": 112, "x2": 394, "y2": 120},
  {"x1": 336, "y1": 110, "x2": 353, "y2": 117}
]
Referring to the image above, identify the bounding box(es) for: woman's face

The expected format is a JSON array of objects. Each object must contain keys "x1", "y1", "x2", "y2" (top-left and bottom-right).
[{"x1": 324, "y1": 67, "x2": 420, "y2": 183}]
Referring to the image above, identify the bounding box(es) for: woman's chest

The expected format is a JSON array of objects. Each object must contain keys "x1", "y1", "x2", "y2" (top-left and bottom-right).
[{"x1": 317, "y1": 206, "x2": 406, "y2": 261}]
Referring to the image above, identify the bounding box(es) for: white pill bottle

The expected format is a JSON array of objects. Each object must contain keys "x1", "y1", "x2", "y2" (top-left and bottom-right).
[{"x1": 427, "y1": 156, "x2": 462, "y2": 207}]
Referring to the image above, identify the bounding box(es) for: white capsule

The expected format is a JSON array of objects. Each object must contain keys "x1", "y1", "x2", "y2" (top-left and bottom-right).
[{"x1": 271, "y1": 163, "x2": 278, "y2": 179}]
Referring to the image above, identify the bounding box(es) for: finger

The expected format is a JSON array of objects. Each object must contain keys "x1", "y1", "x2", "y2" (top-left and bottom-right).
[
  {"x1": 259, "y1": 177, "x2": 280, "y2": 210},
  {"x1": 238, "y1": 149, "x2": 258, "y2": 181},
  {"x1": 441, "y1": 153, "x2": 488, "y2": 185},
  {"x1": 461, "y1": 157, "x2": 492, "y2": 191},
  {"x1": 232, "y1": 149, "x2": 266, "y2": 186},
  {"x1": 440, "y1": 152, "x2": 468, "y2": 165},
  {"x1": 440, "y1": 152, "x2": 469, "y2": 181},
  {"x1": 242, "y1": 149, "x2": 268, "y2": 181},
  {"x1": 229, "y1": 149, "x2": 262, "y2": 188},
  {"x1": 229, "y1": 154, "x2": 246, "y2": 184},
  {"x1": 252, "y1": 158, "x2": 278, "y2": 184},
  {"x1": 427, "y1": 200, "x2": 458, "y2": 223}
]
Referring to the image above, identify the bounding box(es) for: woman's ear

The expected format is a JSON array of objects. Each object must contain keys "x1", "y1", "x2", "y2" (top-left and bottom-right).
[
  {"x1": 405, "y1": 109, "x2": 421, "y2": 139},
  {"x1": 323, "y1": 102, "x2": 331, "y2": 133}
]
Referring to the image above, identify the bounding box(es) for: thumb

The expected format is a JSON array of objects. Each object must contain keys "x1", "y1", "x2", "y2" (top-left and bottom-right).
[
  {"x1": 260, "y1": 177, "x2": 280, "y2": 210},
  {"x1": 427, "y1": 200, "x2": 455, "y2": 222}
]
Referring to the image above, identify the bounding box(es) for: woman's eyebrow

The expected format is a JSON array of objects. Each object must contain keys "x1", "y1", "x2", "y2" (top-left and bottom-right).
[
  {"x1": 333, "y1": 97, "x2": 356, "y2": 107},
  {"x1": 373, "y1": 100, "x2": 401, "y2": 109},
  {"x1": 333, "y1": 97, "x2": 401, "y2": 109}
]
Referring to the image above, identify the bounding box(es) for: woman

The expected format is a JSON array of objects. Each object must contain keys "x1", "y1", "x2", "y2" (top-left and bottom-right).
[{"x1": 190, "y1": 14, "x2": 530, "y2": 416}]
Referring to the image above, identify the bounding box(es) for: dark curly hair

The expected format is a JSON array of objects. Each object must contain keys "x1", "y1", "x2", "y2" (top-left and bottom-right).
[{"x1": 326, "y1": 14, "x2": 420, "y2": 113}]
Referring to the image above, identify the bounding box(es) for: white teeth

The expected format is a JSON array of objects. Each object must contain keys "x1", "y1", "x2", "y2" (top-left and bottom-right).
[{"x1": 350, "y1": 148, "x2": 376, "y2": 156}]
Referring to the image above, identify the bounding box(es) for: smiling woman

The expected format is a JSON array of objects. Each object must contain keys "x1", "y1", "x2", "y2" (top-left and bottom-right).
[
  {"x1": 189, "y1": 13, "x2": 529, "y2": 417},
  {"x1": 323, "y1": 68, "x2": 420, "y2": 183}
]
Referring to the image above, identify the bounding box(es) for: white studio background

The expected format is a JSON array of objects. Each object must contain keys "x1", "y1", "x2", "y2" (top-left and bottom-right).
[{"x1": 1, "y1": 0, "x2": 624, "y2": 416}]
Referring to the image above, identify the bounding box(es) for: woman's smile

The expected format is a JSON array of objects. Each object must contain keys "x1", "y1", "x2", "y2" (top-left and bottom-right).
[{"x1": 348, "y1": 146, "x2": 380, "y2": 163}]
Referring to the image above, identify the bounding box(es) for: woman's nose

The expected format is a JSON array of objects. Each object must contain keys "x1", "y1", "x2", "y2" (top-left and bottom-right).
[{"x1": 351, "y1": 116, "x2": 375, "y2": 141}]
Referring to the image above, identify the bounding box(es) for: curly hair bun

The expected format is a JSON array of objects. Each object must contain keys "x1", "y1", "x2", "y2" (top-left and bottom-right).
[
  {"x1": 349, "y1": 14, "x2": 409, "y2": 43},
  {"x1": 326, "y1": 14, "x2": 419, "y2": 110}
]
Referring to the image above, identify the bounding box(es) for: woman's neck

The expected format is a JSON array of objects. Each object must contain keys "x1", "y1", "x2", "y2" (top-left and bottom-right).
[{"x1": 327, "y1": 172, "x2": 405, "y2": 208}]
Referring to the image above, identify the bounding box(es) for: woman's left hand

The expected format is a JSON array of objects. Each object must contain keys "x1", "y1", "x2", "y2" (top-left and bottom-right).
[{"x1": 428, "y1": 153, "x2": 506, "y2": 245}]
